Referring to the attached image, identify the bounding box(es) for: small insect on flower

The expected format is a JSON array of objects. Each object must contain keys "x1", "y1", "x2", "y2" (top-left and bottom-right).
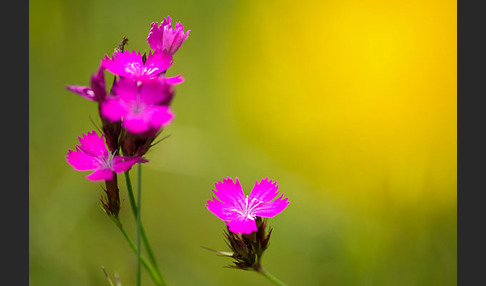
[
  {"x1": 206, "y1": 177, "x2": 289, "y2": 235},
  {"x1": 66, "y1": 130, "x2": 145, "y2": 181},
  {"x1": 115, "y1": 36, "x2": 129, "y2": 53}
]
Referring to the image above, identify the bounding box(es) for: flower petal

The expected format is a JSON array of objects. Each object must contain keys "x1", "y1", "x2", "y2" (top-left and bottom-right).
[
  {"x1": 147, "y1": 16, "x2": 172, "y2": 51},
  {"x1": 122, "y1": 113, "x2": 151, "y2": 134},
  {"x1": 206, "y1": 197, "x2": 241, "y2": 222},
  {"x1": 165, "y1": 74, "x2": 184, "y2": 85},
  {"x1": 248, "y1": 177, "x2": 289, "y2": 218},
  {"x1": 147, "y1": 16, "x2": 189, "y2": 55},
  {"x1": 164, "y1": 22, "x2": 190, "y2": 55},
  {"x1": 65, "y1": 85, "x2": 96, "y2": 101},
  {"x1": 102, "y1": 50, "x2": 144, "y2": 78},
  {"x1": 144, "y1": 51, "x2": 173, "y2": 75},
  {"x1": 251, "y1": 195, "x2": 289, "y2": 218},
  {"x1": 148, "y1": 106, "x2": 174, "y2": 129},
  {"x1": 100, "y1": 98, "x2": 127, "y2": 122},
  {"x1": 90, "y1": 64, "x2": 107, "y2": 101},
  {"x1": 226, "y1": 217, "x2": 258, "y2": 235},
  {"x1": 248, "y1": 177, "x2": 280, "y2": 204},
  {"x1": 212, "y1": 177, "x2": 246, "y2": 210},
  {"x1": 112, "y1": 77, "x2": 139, "y2": 102},
  {"x1": 86, "y1": 169, "x2": 114, "y2": 181},
  {"x1": 139, "y1": 77, "x2": 170, "y2": 105},
  {"x1": 76, "y1": 131, "x2": 109, "y2": 158},
  {"x1": 66, "y1": 149, "x2": 100, "y2": 171},
  {"x1": 112, "y1": 156, "x2": 144, "y2": 173}
]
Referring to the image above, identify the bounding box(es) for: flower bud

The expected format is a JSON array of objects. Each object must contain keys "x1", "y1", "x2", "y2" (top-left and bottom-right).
[
  {"x1": 120, "y1": 128, "x2": 161, "y2": 157},
  {"x1": 221, "y1": 217, "x2": 273, "y2": 271},
  {"x1": 101, "y1": 174, "x2": 121, "y2": 217}
]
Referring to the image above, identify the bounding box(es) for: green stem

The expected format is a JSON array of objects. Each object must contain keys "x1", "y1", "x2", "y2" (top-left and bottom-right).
[
  {"x1": 136, "y1": 163, "x2": 142, "y2": 286},
  {"x1": 124, "y1": 171, "x2": 165, "y2": 285},
  {"x1": 111, "y1": 217, "x2": 163, "y2": 285},
  {"x1": 257, "y1": 266, "x2": 288, "y2": 286},
  {"x1": 102, "y1": 266, "x2": 115, "y2": 286}
]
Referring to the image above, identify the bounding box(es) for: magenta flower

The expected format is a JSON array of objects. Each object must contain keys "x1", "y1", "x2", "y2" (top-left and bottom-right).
[
  {"x1": 65, "y1": 64, "x2": 106, "y2": 102},
  {"x1": 66, "y1": 130, "x2": 143, "y2": 181},
  {"x1": 100, "y1": 76, "x2": 177, "y2": 134},
  {"x1": 147, "y1": 15, "x2": 190, "y2": 55},
  {"x1": 207, "y1": 177, "x2": 289, "y2": 234},
  {"x1": 102, "y1": 50, "x2": 173, "y2": 80}
]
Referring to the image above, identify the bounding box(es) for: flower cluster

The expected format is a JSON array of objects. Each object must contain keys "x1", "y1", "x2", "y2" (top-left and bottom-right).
[
  {"x1": 65, "y1": 16, "x2": 190, "y2": 217},
  {"x1": 64, "y1": 15, "x2": 289, "y2": 285}
]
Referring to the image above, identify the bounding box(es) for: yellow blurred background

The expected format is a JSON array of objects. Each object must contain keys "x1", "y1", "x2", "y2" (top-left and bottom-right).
[{"x1": 30, "y1": 0, "x2": 456, "y2": 285}]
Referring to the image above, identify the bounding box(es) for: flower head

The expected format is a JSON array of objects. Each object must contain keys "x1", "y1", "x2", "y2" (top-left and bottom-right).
[
  {"x1": 65, "y1": 64, "x2": 107, "y2": 102},
  {"x1": 102, "y1": 50, "x2": 173, "y2": 80},
  {"x1": 66, "y1": 130, "x2": 144, "y2": 181},
  {"x1": 100, "y1": 76, "x2": 178, "y2": 134},
  {"x1": 147, "y1": 15, "x2": 190, "y2": 55},
  {"x1": 206, "y1": 177, "x2": 289, "y2": 234}
]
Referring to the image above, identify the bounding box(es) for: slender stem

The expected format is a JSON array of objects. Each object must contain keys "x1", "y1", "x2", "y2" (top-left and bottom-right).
[
  {"x1": 124, "y1": 171, "x2": 165, "y2": 284},
  {"x1": 102, "y1": 266, "x2": 115, "y2": 286},
  {"x1": 111, "y1": 217, "x2": 163, "y2": 285},
  {"x1": 136, "y1": 163, "x2": 142, "y2": 286},
  {"x1": 257, "y1": 266, "x2": 288, "y2": 286},
  {"x1": 124, "y1": 171, "x2": 138, "y2": 219}
]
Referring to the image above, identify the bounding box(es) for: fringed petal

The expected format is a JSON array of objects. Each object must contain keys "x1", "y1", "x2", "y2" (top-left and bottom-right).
[
  {"x1": 66, "y1": 149, "x2": 100, "y2": 171},
  {"x1": 76, "y1": 131, "x2": 109, "y2": 158}
]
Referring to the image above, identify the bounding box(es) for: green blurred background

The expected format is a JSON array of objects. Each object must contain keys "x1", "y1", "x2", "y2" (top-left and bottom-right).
[{"x1": 29, "y1": 0, "x2": 456, "y2": 285}]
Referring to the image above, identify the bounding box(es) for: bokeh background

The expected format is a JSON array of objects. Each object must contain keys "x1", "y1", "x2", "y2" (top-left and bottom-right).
[{"x1": 29, "y1": 0, "x2": 456, "y2": 285}]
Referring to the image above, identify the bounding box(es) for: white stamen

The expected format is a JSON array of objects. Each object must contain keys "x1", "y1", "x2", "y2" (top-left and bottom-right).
[{"x1": 234, "y1": 196, "x2": 264, "y2": 220}]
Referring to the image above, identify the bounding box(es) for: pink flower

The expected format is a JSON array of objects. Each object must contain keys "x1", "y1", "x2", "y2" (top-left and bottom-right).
[
  {"x1": 100, "y1": 76, "x2": 177, "y2": 134},
  {"x1": 66, "y1": 130, "x2": 143, "y2": 181},
  {"x1": 65, "y1": 64, "x2": 106, "y2": 102},
  {"x1": 147, "y1": 15, "x2": 190, "y2": 55},
  {"x1": 207, "y1": 177, "x2": 289, "y2": 234},
  {"x1": 102, "y1": 50, "x2": 173, "y2": 80}
]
